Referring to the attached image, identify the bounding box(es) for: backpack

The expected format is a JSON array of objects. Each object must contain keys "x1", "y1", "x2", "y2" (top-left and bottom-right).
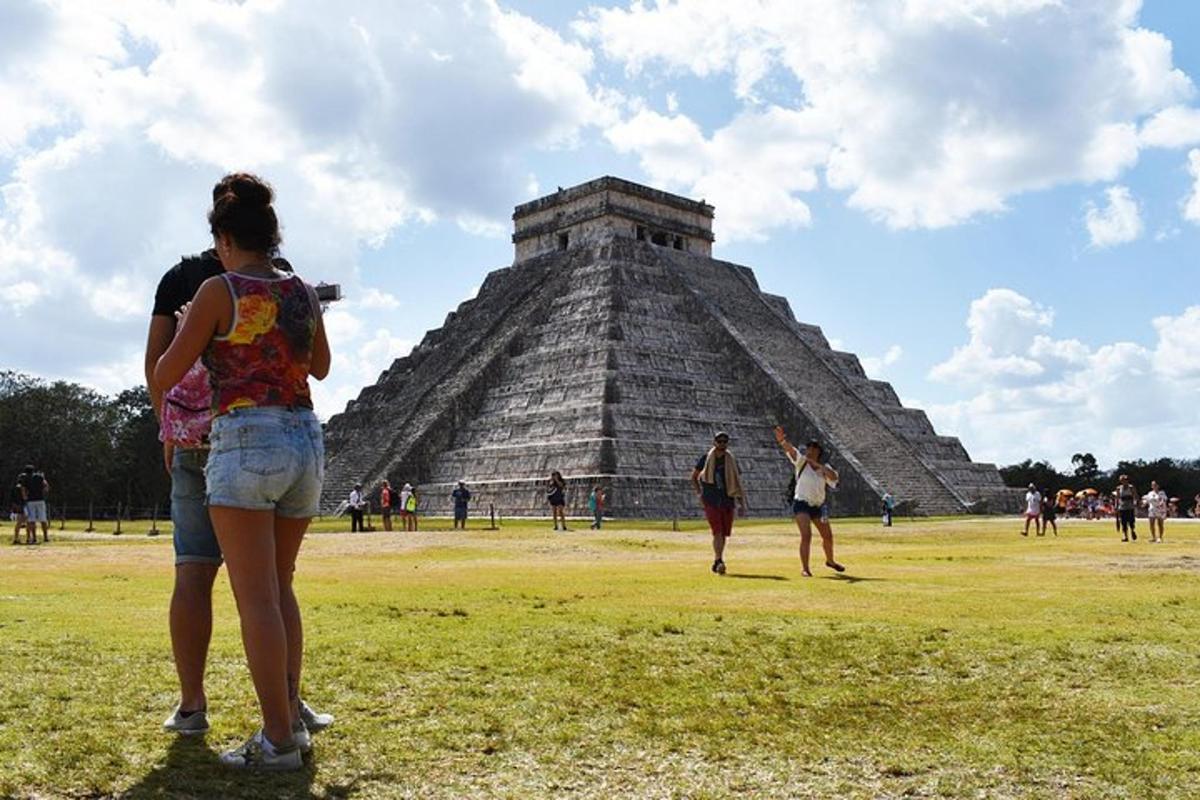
[{"x1": 405, "y1": 493, "x2": 417, "y2": 512}]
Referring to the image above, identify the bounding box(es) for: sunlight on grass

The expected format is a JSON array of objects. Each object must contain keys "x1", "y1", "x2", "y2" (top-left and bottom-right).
[{"x1": 2, "y1": 517, "x2": 1199, "y2": 798}]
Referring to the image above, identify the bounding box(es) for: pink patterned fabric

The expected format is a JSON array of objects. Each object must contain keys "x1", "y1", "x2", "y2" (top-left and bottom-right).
[{"x1": 160, "y1": 358, "x2": 212, "y2": 446}]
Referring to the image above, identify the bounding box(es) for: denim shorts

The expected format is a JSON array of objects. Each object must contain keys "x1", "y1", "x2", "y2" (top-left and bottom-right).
[
  {"x1": 792, "y1": 499, "x2": 829, "y2": 522},
  {"x1": 171, "y1": 448, "x2": 221, "y2": 566},
  {"x1": 24, "y1": 500, "x2": 48, "y2": 524},
  {"x1": 206, "y1": 407, "x2": 324, "y2": 518}
]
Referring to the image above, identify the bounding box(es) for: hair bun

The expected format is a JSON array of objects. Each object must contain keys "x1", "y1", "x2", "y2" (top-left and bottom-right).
[{"x1": 227, "y1": 174, "x2": 273, "y2": 207}]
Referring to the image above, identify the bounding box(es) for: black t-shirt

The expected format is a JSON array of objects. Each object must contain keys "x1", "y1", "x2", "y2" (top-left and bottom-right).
[
  {"x1": 452, "y1": 488, "x2": 471, "y2": 508},
  {"x1": 21, "y1": 473, "x2": 46, "y2": 501},
  {"x1": 9, "y1": 484, "x2": 23, "y2": 505},
  {"x1": 695, "y1": 453, "x2": 734, "y2": 509},
  {"x1": 152, "y1": 251, "x2": 293, "y2": 317},
  {"x1": 152, "y1": 250, "x2": 224, "y2": 317}
]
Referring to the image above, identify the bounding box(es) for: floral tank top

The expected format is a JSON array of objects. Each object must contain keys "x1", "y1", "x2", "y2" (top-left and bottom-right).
[{"x1": 204, "y1": 271, "x2": 316, "y2": 416}]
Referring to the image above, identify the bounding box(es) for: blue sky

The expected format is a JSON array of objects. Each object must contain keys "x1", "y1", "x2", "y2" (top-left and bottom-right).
[{"x1": 0, "y1": 0, "x2": 1198, "y2": 470}]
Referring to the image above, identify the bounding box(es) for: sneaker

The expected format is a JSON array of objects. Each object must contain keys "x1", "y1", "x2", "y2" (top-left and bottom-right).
[
  {"x1": 163, "y1": 706, "x2": 210, "y2": 736},
  {"x1": 292, "y1": 720, "x2": 312, "y2": 754},
  {"x1": 1131, "y1": 531, "x2": 1137, "y2": 541},
  {"x1": 219, "y1": 730, "x2": 302, "y2": 771},
  {"x1": 298, "y1": 699, "x2": 334, "y2": 732},
  {"x1": 714, "y1": 559, "x2": 727, "y2": 575}
]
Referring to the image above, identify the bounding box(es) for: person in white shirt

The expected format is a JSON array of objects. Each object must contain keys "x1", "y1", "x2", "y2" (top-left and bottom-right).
[
  {"x1": 1022, "y1": 483, "x2": 1042, "y2": 537},
  {"x1": 1143, "y1": 480, "x2": 1169, "y2": 543},
  {"x1": 774, "y1": 426, "x2": 844, "y2": 577},
  {"x1": 347, "y1": 483, "x2": 365, "y2": 533}
]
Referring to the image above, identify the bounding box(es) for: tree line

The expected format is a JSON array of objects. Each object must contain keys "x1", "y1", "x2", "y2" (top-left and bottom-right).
[
  {"x1": 0, "y1": 371, "x2": 168, "y2": 517},
  {"x1": 1000, "y1": 452, "x2": 1200, "y2": 505},
  {"x1": 4, "y1": 369, "x2": 1198, "y2": 517}
]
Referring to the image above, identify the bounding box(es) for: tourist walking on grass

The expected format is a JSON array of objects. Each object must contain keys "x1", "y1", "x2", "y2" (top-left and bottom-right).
[
  {"x1": 775, "y1": 427, "x2": 844, "y2": 576},
  {"x1": 882, "y1": 491, "x2": 895, "y2": 527},
  {"x1": 379, "y1": 481, "x2": 394, "y2": 532},
  {"x1": 19, "y1": 465, "x2": 50, "y2": 544},
  {"x1": 155, "y1": 173, "x2": 331, "y2": 771},
  {"x1": 1144, "y1": 480, "x2": 1168, "y2": 543},
  {"x1": 588, "y1": 485, "x2": 606, "y2": 529},
  {"x1": 547, "y1": 471, "x2": 568, "y2": 531},
  {"x1": 1022, "y1": 484, "x2": 1042, "y2": 537},
  {"x1": 402, "y1": 484, "x2": 419, "y2": 531},
  {"x1": 451, "y1": 481, "x2": 471, "y2": 530},
  {"x1": 348, "y1": 483, "x2": 366, "y2": 532},
  {"x1": 1040, "y1": 487, "x2": 1058, "y2": 536},
  {"x1": 691, "y1": 431, "x2": 747, "y2": 575},
  {"x1": 1116, "y1": 474, "x2": 1138, "y2": 542},
  {"x1": 145, "y1": 174, "x2": 331, "y2": 748}
]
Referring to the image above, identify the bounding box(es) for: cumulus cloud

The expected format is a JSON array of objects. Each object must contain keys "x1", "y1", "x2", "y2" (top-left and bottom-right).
[
  {"x1": 1085, "y1": 185, "x2": 1144, "y2": 247},
  {"x1": 0, "y1": 0, "x2": 612, "y2": 416},
  {"x1": 926, "y1": 288, "x2": 1200, "y2": 467},
  {"x1": 860, "y1": 345, "x2": 903, "y2": 378},
  {"x1": 580, "y1": 0, "x2": 1196, "y2": 237},
  {"x1": 1186, "y1": 149, "x2": 1200, "y2": 224}
]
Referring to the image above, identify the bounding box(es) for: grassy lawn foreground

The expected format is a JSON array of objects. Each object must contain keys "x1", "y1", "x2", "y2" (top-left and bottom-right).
[{"x1": 2, "y1": 517, "x2": 1199, "y2": 798}]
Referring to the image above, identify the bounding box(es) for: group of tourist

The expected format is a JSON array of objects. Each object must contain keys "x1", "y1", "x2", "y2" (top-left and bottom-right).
[
  {"x1": 544, "y1": 471, "x2": 607, "y2": 530},
  {"x1": 147, "y1": 174, "x2": 334, "y2": 770},
  {"x1": 1022, "y1": 475, "x2": 1173, "y2": 542},
  {"x1": 9, "y1": 464, "x2": 51, "y2": 545}
]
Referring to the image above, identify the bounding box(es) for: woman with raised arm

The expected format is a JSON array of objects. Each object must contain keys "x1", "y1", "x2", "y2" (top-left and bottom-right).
[
  {"x1": 775, "y1": 426, "x2": 845, "y2": 577},
  {"x1": 155, "y1": 173, "x2": 331, "y2": 771}
]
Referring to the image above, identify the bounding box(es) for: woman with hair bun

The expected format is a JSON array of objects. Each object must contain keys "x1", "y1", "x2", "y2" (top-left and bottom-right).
[{"x1": 155, "y1": 173, "x2": 331, "y2": 771}]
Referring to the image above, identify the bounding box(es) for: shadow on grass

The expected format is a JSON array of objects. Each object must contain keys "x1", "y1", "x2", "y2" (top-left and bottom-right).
[
  {"x1": 119, "y1": 735, "x2": 338, "y2": 799},
  {"x1": 724, "y1": 573, "x2": 789, "y2": 581},
  {"x1": 822, "y1": 573, "x2": 885, "y2": 584}
]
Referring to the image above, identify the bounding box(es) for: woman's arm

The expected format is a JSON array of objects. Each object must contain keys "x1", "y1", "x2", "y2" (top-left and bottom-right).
[
  {"x1": 154, "y1": 278, "x2": 225, "y2": 393},
  {"x1": 307, "y1": 285, "x2": 331, "y2": 380},
  {"x1": 774, "y1": 426, "x2": 798, "y2": 462}
]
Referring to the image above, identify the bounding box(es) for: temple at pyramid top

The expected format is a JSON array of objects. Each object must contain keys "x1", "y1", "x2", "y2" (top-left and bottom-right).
[{"x1": 512, "y1": 176, "x2": 716, "y2": 261}]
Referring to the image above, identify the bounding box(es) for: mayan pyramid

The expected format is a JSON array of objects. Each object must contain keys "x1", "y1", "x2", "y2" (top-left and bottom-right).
[{"x1": 320, "y1": 177, "x2": 1014, "y2": 518}]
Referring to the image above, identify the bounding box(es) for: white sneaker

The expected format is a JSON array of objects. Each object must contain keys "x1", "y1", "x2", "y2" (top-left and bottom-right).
[
  {"x1": 162, "y1": 706, "x2": 209, "y2": 736},
  {"x1": 219, "y1": 730, "x2": 302, "y2": 771},
  {"x1": 292, "y1": 719, "x2": 312, "y2": 754},
  {"x1": 298, "y1": 699, "x2": 334, "y2": 732}
]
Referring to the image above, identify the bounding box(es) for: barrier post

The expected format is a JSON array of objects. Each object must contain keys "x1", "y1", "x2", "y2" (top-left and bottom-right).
[
  {"x1": 60, "y1": 504, "x2": 66, "y2": 531},
  {"x1": 114, "y1": 503, "x2": 123, "y2": 536},
  {"x1": 148, "y1": 503, "x2": 160, "y2": 536},
  {"x1": 489, "y1": 503, "x2": 497, "y2": 530},
  {"x1": 86, "y1": 500, "x2": 94, "y2": 532}
]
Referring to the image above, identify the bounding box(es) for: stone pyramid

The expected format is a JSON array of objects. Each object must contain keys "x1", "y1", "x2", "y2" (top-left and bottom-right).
[{"x1": 320, "y1": 177, "x2": 1014, "y2": 518}]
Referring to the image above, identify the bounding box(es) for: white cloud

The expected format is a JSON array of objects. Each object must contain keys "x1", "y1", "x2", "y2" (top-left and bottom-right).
[
  {"x1": 580, "y1": 0, "x2": 1196, "y2": 236},
  {"x1": 1140, "y1": 105, "x2": 1200, "y2": 148},
  {"x1": 1185, "y1": 149, "x2": 1200, "y2": 224},
  {"x1": 1084, "y1": 185, "x2": 1144, "y2": 247},
  {"x1": 0, "y1": 0, "x2": 612, "y2": 412},
  {"x1": 926, "y1": 288, "x2": 1200, "y2": 467},
  {"x1": 860, "y1": 345, "x2": 903, "y2": 378}
]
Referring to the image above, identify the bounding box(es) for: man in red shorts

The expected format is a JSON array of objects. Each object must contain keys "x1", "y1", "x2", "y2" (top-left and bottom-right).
[{"x1": 691, "y1": 431, "x2": 747, "y2": 575}]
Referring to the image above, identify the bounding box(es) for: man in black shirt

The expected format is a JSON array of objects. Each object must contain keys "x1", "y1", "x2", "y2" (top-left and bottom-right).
[
  {"x1": 19, "y1": 465, "x2": 50, "y2": 543},
  {"x1": 690, "y1": 431, "x2": 748, "y2": 575},
  {"x1": 10, "y1": 479, "x2": 27, "y2": 545},
  {"x1": 145, "y1": 236, "x2": 332, "y2": 737}
]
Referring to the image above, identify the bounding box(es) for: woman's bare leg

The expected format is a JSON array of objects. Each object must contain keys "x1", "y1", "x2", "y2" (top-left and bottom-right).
[
  {"x1": 274, "y1": 515, "x2": 309, "y2": 724},
  {"x1": 209, "y1": 506, "x2": 292, "y2": 746},
  {"x1": 816, "y1": 519, "x2": 842, "y2": 569},
  {"x1": 795, "y1": 514, "x2": 813, "y2": 576}
]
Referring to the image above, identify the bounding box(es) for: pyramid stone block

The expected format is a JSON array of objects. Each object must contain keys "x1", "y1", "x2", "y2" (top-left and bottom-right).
[{"x1": 321, "y1": 177, "x2": 1018, "y2": 517}]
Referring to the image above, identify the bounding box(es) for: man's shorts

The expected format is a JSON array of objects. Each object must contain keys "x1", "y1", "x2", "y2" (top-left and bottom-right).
[
  {"x1": 792, "y1": 499, "x2": 829, "y2": 522},
  {"x1": 454, "y1": 506, "x2": 468, "y2": 521},
  {"x1": 205, "y1": 407, "x2": 324, "y2": 518},
  {"x1": 24, "y1": 500, "x2": 48, "y2": 524},
  {"x1": 171, "y1": 448, "x2": 222, "y2": 566}
]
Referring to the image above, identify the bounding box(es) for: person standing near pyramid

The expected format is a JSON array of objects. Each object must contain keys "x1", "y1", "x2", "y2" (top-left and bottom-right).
[
  {"x1": 691, "y1": 431, "x2": 747, "y2": 575},
  {"x1": 775, "y1": 427, "x2": 845, "y2": 577}
]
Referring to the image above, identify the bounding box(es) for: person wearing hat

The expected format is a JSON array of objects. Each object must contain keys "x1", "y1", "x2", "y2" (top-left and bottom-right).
[
  {"x1": 347, "y1": 482, "x2": 366, "y2": 533},
  {"x1": 1022, "y1": 483, "x2": 1042, "y2": 537},
  {"x1": 690, "y1": 431, "x2": 747, "y2": 575},
  {"x1": 399, "y1": 483, "x2": 417, "y2": 531},
  {"x1": 451, "y1": 481, "x2": 471, "y2": 530},
  {"x1": 774, "y1": 427, "x2": 844, "y2": 576}
]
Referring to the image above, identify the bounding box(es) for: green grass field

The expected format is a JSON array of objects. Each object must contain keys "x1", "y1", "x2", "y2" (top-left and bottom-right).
[{"x1": 2, "y1": 515, "x2": 1199, "y2": 799}]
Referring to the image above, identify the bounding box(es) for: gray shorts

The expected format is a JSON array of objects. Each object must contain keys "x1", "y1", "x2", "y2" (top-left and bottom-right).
[
  {"x1": 24, "y1": 500, "x2": 48, "y2": 524},
  {"x1": 171, "y1": 448, "x2": 221, "y2": 566},
  {"x1": 205, "y1": 407, "x2": 324, "y2": 518}
]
